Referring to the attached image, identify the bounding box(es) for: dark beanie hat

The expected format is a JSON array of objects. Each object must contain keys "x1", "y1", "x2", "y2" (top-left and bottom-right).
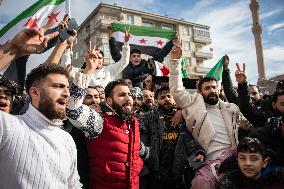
[{"x1": 130, "y1": 49, "x2": 141, "y2": 55}]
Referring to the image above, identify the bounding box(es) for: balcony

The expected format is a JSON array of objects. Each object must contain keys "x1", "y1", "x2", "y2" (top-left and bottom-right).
[
  {"x1": 95, "y1": 18, "x2": 114, "y2": 29},
  {"x1": 194, "y1": 51, "x2": 213, "y2": 60},
  {"x1": 193, "y1": 35, "x2": 212, "y2": 45}
]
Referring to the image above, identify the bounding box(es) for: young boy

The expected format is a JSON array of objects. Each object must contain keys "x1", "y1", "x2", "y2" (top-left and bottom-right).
[{"x1": 217, "y1": 137, "x2": 284, "y2": 189}]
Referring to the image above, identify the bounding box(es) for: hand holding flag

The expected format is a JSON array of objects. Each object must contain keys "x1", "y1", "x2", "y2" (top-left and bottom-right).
[{"x1": 171, "y1": 40, "x2": 182, "y2": 59}]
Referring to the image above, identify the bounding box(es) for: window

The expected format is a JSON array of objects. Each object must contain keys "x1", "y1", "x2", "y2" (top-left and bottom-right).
[
  {"x1": 193, "y1": 28, "x2": 210, "y2": 38},
  {"x1": 183, "y1": 26, "x2": 189, "y2": 36},
  {"x1": 161, "y1": 23, "x2": 173, "y2": 30},
  {"x1": 184, "y1": 41, "x2": 190, "y2": 51},
  {"x1": 127, "y1": 14, "x2": 134, "y2": 24},
  {"x1": 142, "y1": 20, "x2": 155, "y2": 28},
  {"x1": 102, "y1": 44, "x2": 110, "y2": 58},
  {"x1": 85, "y1": 24, "x2": 90, "y2": 34},
  {"x1": 186, "y1": 57, "x2": 191, "y2": 65}
]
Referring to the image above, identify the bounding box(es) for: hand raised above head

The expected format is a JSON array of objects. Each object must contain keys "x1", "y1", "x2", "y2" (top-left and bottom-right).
[
  {"x1": 107, "y1": 24, "x2": 114, "y2": 37},
  {"x1": 235, "y1": 63, "x2": 247, "y2": 84},
  {"x1": 83, "y1": 41, "x2": 101, "y2": 75},
  {"x1": 171, "y1": 40, "x2": 182, "y2": 59},
  {"x1": 223, "y1": 54, "x2": 229, "y2": 69},
  {"x1": 124, "y1": 27, "x2": 131, "y2": 43},
  {"x1": 10, "y1": 21, "x2": 59, "y2": 58}
]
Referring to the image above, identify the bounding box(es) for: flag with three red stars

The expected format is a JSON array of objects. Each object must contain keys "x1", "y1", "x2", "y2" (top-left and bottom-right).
[
  {"x1": 0, "y1": 0, "x2": 70, "y2": 45},
  {"x1": 112, "y1": 23, "x2": 176, "y2": 57}
]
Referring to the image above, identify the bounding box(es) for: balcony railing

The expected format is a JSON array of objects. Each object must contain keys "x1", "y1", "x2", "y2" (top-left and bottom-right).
[{"x1": 194, "y1": 51, "x2": 213, "y2": 60}]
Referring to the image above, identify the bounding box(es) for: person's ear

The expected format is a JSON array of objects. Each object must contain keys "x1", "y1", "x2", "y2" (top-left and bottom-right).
[
  {"x1": 272, "y1": 102, "x2": 277, "y2": 110},
  {"x1": 29, "y1": 86, "x2": 40, "y2": 99},
  {"x1": 262, "y1": 157, "x2": 270, "y2": 168},
  {"x1": 106, "y1": 97, "x2": 112, "y2": 105}
]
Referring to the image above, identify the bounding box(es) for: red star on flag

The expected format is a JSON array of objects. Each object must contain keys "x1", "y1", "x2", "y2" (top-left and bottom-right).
[
  {"x1": 156, "y1": 39, "x2": 164, "y2": 46},
  {"x1": 139, "y1": 38, "x2": 148, "y2": 44},
  {"x1": 24, "y1": 17, "x2": 39, "y2": 28},
  {"x1": 48, "y1": 11, "x2": 60, "y2": 23}
]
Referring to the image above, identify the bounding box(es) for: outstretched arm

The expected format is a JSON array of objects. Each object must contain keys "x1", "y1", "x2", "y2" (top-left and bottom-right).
[
  {"x1": 152, "y1": 32, "x2": 178, "y2": 63},
  {"x1": 108, "y1": 24, "x2": 122, "y2": 62},
  {"x1": 235, "y1": 63, "x2": 267, "y2": 127},
  {"x1": 67, "y1": 49, "x2": 104, "y2": 139},
  {"x1": 169, "y1": 41, "x2": 198, "y2": 109},
  {"x1": 107, "y1": 28, "x2": 131, "y2": 78},
  {"x1": 222, "y1": 55, "x2": 239, "y2": 105},
  {"x1": 0, "y1": 22, "x2": 59, "y2": 70}
]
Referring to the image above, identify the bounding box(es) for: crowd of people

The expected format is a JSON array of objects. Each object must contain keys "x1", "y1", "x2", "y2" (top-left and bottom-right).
[{"x1": 0, "y1": 17, "x2": 284, "y2": 189}]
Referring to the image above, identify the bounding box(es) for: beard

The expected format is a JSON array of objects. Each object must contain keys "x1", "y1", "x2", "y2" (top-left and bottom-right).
[
  {"x1": 112, "y1": 100, "x2": 135, "y2": 123},
  {"x1": 159, "y1": 103, "x2": 176, "y2": 115},
  {"x1": 38, "y1": 93, "x2": 66, "y2": 120},
  {"x1": 203, "y1": 92, "x2": 219, "y2": 105},
  {"x1": 133, "y1": 102, "x2": 142, "y2": 112}
]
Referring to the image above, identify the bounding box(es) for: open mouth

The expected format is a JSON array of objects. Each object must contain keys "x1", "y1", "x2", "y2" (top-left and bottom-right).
[
  {"x1": 0, "y1": 102, "x2": 8, "y2": 110},
  {"x1": 56, "y1": 98, "x2": 66, "y2": 108}
]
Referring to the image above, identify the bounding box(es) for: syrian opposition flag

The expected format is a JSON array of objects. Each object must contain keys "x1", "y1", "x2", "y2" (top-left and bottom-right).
[
  {"x1": 112, "y1": 23, "x2": 176, "y2": 56},
  {"x1": 206, "y1": 56, "x2": 225, "y2": 89},
  {"x1": 0, "y1": 0, "x2": 70, "y2": 88}
]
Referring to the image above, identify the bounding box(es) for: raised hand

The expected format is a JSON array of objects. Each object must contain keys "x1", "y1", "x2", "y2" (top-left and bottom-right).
[
  {"x1": 58, "y1": 14, "x2": 77, "y2": 48},
  {"x1": 9, "y1": 21, "x2": 59, "y2": 58},
  {"x1": 83, "y1": 41, "x2": 100, "y2": 75},
  {"x1": 171, "y1": 40, "x2": 182, "y2": 59},
  {"x1": 223, "y1": 54, "x2": 229, "y2": 69},
  {"x1": 107, "y1": 24, "x2": 114, "y2": 38},
  {"x1": 171, "y1": 109, "x2": 183, "y2": 127},
  {"x1": 235, "y1": 63, "x2": 247, "y2": 84},
  {"x1": 124, "y1": 27, "x2": 131, "y2": 43},
  {"x1": 173, "y1": 32, "x2": 179, "y2": 44}
]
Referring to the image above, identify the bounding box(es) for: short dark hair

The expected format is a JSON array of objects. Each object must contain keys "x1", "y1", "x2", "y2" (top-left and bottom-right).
[
  {"x1": 237, "y1": 137, "x2": 266, "y2": 157},
  {"x1": 197, "y1": 77, "x2": 217, "y2": 91},
  {"x1": 248, "y1": 84, "x2": 260, "y2": 93},
  {"x1": 104, "y1": 79, "x2": 128, "y2": 99},
  {"x1": 154, "y1": 86, "x2": 170, "y2": 99},
  {"x1": 272, "y1": 90, "x2": 284, "y2": 103},
  {"x1": 130, "y1": 49, "x2": 141, "y2": 55},
  {"x1": 25, "y1": 64, "x2": 69, "y2": 93}
]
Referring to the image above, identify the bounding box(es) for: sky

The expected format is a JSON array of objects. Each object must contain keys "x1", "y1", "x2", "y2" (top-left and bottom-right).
[{"x1": 0, "y1": 0, "x2": 283, "y2": 85}]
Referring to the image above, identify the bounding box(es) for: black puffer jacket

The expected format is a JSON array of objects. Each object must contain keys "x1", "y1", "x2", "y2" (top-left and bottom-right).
[
  {"x1": 250, "y1": 116, "x2": 284, "y2": 166},
  {"x1": 217, "y1": 168, "x2": 284, "y2": 189}
]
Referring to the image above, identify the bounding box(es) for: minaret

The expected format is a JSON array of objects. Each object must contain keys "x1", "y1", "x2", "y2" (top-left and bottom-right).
[{"x1": 250, "y1": 0, "x2": 266, "y2": 82}]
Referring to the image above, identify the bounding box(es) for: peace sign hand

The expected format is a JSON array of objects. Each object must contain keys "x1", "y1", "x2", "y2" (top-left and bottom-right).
[
  {"x1": 83, "y1": 41, "x2": 101, "y2": 75},
  {"x1": 235, "y1": 63, "x2": 247, "y2": 84},
  {"x1": 171, "y1": 40, "x2": 182, "y2": 59},
  {"x1": 124, "y1": 27, "x2": 131, "y2": 43},
  {"x1": 10, "y1": 20, "x2": 59, "y2": 58}
]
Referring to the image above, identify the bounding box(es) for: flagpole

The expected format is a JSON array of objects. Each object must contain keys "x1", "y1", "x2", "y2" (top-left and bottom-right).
[{"x1": 66, "y1": 0, "x2": 71, "y2": 17}]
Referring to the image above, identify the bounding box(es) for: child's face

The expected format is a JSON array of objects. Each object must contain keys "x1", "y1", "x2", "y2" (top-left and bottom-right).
[{"x1": 237, "y1": 152, "x2": 268, "y2": 180}]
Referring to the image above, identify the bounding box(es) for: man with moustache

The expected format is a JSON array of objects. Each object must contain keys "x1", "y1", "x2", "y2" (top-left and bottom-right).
[
  {"x1": 169, "y1": 42, "x2": 246, "y2": 189},
  {"x1": 67, "y1": 31, "x2": 143, "y2": 189},
  {"x1": 140, "y1": 86, "x2": 205, "y2": 189},
  {"x1": 0, "y1": 64, "x2": 82, "y2": 188},
  {"x1": 142, "y1": 89, "x2": 157, "y2": 112},
  {"x1": 83, "y1": 86, "x2": 101, "y2": 111}
]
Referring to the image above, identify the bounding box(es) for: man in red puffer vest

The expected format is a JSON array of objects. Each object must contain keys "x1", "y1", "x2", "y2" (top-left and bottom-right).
[{"x1": 67, "y1": 73, "x2": 143, "y2": 189}]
